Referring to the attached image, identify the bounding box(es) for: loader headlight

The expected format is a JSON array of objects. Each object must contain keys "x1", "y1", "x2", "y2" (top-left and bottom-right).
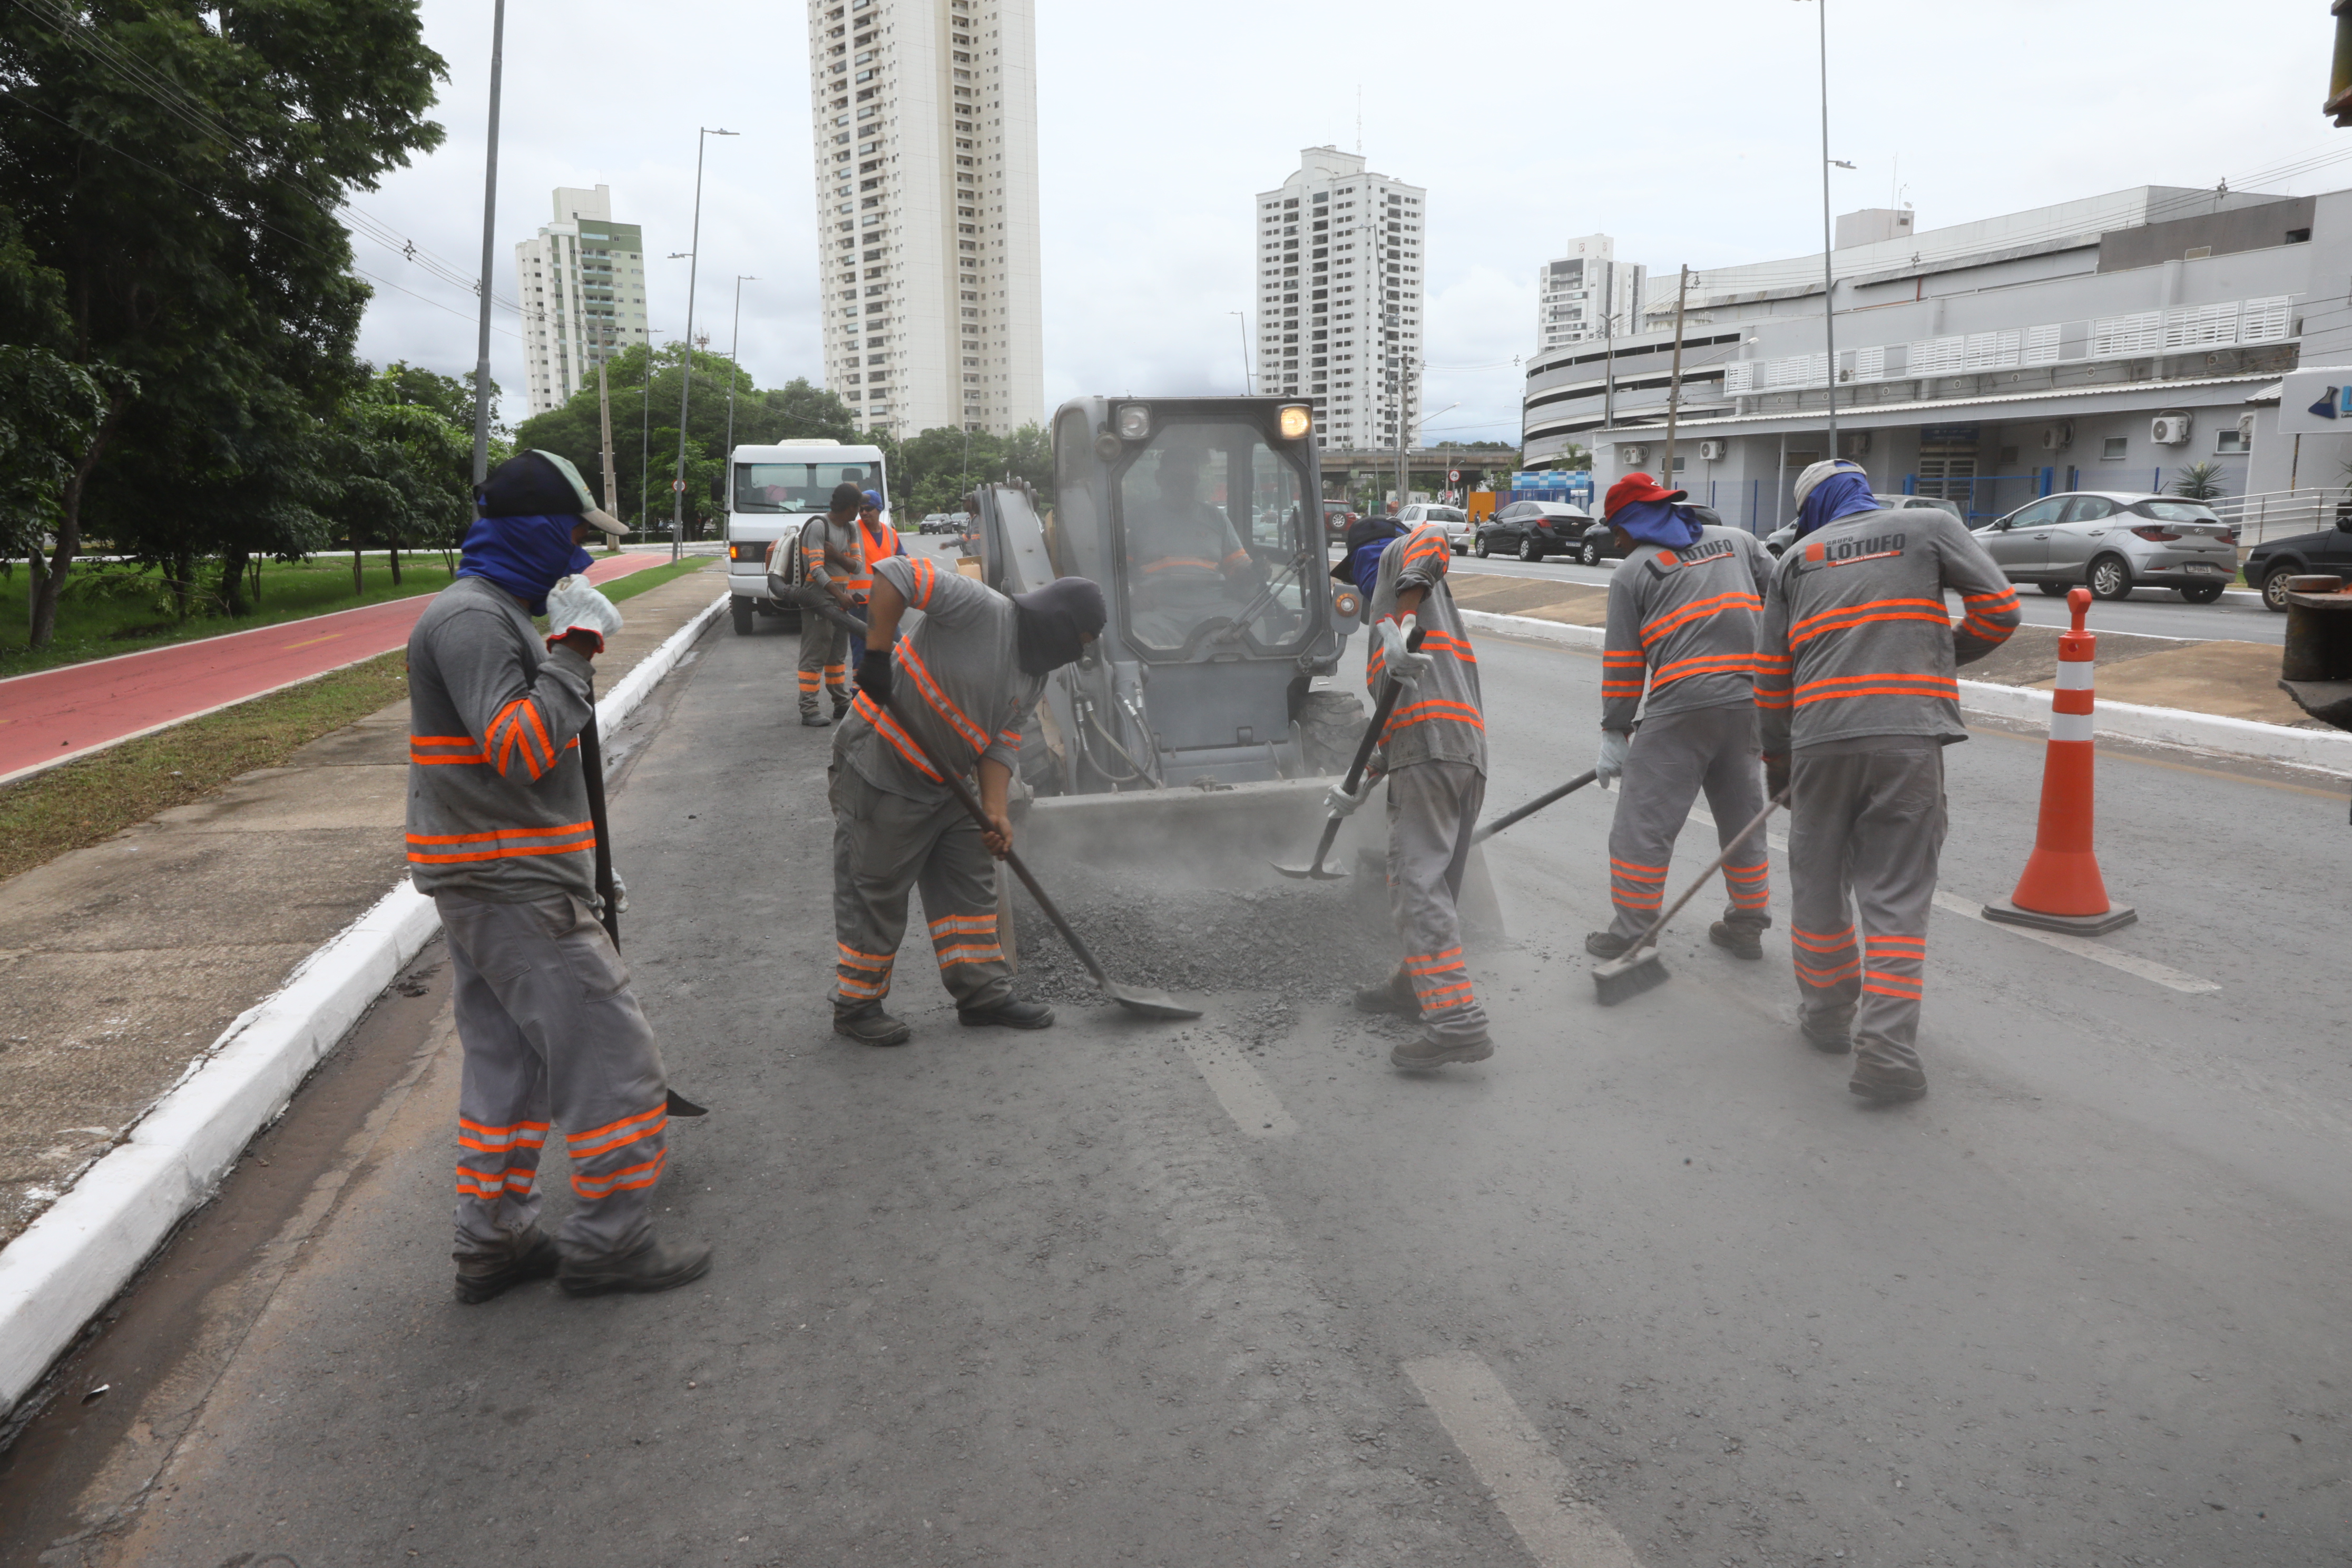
[
  {"x1": 1277, "y1": 405, "x2": 1313, "y2": 441},
  {"x1": 1114, "y1": 404, "x2": 1152, "y2": 442}
]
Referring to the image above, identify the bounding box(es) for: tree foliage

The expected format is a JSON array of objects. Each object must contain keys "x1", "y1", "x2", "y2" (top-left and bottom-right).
[{"x1": 0, "y1": 0, "x2": 447, "y2": 644}]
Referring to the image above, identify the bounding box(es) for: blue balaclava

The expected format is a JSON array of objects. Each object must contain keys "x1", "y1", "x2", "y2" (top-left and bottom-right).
[
  {"x1": 1610, "y1": 499, "x2": 1705, "y2": 550},
  {"x1": 459, "y1": 450, "x2": 604, "y2": 613},
  {"x1": 1792, "y1": 460, "x2": 1881, "y2": 539}
]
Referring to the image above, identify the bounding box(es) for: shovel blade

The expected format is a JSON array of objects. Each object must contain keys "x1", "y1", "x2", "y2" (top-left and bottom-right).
[
  {"x1": 665, "y1": 1088, "x2": 709, "y2": 1118},
  {"x1": 1591, "y1": 946, "x2": 1669, "y2": 1007},
  {"x1": 1269, "y1": 859, "x2": 1347, "y2": 881},
  {"x1": 1103, "y1": 979, "x2": 1204, "y2": 1021}
]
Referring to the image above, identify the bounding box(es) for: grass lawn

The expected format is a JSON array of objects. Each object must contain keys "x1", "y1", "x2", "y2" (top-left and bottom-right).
[
  {"x1": 0, "y1": 556, "x2": 716, "y2": 885},
  {"x1": 0, "y1": 547, "x2": 670, "y2": 680}
]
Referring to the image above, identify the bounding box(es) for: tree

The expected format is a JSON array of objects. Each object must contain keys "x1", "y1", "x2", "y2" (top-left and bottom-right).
[
  {"x1": 1, "y1": 0, "x2": 447, "y2": 644},
  {"x1": 2171, "y1": 460, "x2": 2227, "y2": 501}
]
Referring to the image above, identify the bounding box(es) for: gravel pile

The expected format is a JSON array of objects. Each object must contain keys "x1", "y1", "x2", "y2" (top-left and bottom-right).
[{"x1": 1003, "y1": 863, "x2": 1395, "y2": 1006}]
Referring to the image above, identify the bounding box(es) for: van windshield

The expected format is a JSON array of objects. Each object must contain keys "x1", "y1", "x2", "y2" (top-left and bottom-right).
[{"x1": 734, "y1": 462, "x2": 881, "y2": 513}]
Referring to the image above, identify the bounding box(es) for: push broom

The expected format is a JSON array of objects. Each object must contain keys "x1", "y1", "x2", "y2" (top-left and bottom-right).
[{"x1": 1591, "y1": 790, "x2": 1788, "y2": 1007}]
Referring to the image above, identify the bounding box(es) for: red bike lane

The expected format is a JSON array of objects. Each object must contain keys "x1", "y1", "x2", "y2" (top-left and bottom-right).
[{"x1": 0, "y1": 553, "x2": 671, "y2": 786}]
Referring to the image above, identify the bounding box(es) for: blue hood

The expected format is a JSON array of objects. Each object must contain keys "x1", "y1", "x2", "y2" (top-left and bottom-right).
[
  {"x1": 1611, "y1": 499, "x2": 1704, "y2": 550},
  {"x1": 456, "y1": 515, "x2": 594, "y2": 614},
  {"x1": 1795, "y1": 472, "x2": 1882, "y2": 539}
]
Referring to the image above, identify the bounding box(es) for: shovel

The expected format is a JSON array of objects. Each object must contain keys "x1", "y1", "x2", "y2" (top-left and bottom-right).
[
  {"x1": 1272, "y1": 626, "x2": 1426, "y2": 881},
  {"x1": 1592, "y1": 790, "x2": 1788, "y2": 1007},
  {"x1": 579, "y1": 712, "x2": 707, "y2": 1118},
  {"x1": 883, "y1": 692, "x2": 1201, "y2": 1021},
  {"x1": 1471, "y1": 770, "x2": 1600, "y2": 845}
]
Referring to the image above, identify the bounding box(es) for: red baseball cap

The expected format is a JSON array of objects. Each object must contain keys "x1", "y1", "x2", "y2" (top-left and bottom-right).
[{"x1": 1604, "y1": 472, "x2": 1687, "y2": 518}]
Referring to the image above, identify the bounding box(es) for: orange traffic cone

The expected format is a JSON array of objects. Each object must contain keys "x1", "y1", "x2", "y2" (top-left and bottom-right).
[{"x1": 1983, "y1": 587, "x2": 2137, "y2": 935}]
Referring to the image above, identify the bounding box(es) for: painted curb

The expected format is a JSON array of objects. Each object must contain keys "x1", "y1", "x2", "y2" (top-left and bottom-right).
[
  {"x1": 0, "y1": 589, "x2": 728, "y2": 1417},
  {"x1": 1458, "y1": 606, "x2": 2352, "y2": 777}
]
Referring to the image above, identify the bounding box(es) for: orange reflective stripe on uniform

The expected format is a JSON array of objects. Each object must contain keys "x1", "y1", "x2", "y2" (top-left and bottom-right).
[
  {"x1": 1141, "y1": 556, "x2": 1222, "y2": 575},
  {"x1": 927, "y1": 911, "x2": 1003, "y2": 968},
  {"x1": 1417, "y1": 629, "x2": 1478, "y2": 663},
  {"x1": 1610, "y1": 854, "x2": 1667, "y2": 912},
  {"x1": 1786, "y1": 597, "x2": 1952, "y2": 648},
  {"x1": 837, "y1": 940, "x2": 894, "y2": 999},
  {"x1": 1722, "y1": 858, "x2": 1770, "y2": 910},
  {"x1": 898, "y1": 643, "x2": 989, "y2": 750},
  {"x1": 1860, "y1": 933, "x2": 1925, "y2": 998},
  {"x1": 458, "y1": 1116, "x2": 550, "y2": 1153},
  {"x1": 566, "y1": 1104, "x2": 667, "y2": 1160},
  {"x1": 1791, "y1": 673, "x2": 1957, "y2": 707},
  {"x1": 1650, "y1": 652, "x2": 1761, "y2": 689},
  {"x1": 850, "y1": 692, "x2": 944, "y2": 780},
  {"x1": 1382, "y1": 698, "x2": 1486, "y2": 738},
  {"x1": 455, "y1": 1165, "x2": 537, "y2": 1199},
  {"x1": 1640, "y1": 590, "x2": 1764, "y2": 648},
  {"x1": 1402, "y1": 947, "x2": 1476, "y2": 1011},
  {"x1": 907, "y1": 555, "x2": 938, "y2": 607},
  {"x1": 405, "y1": 820, "x2": 596, "y2": 865},
  {"x1": 573, "y1": 1149, "x2": 667, "y2": 1199}
]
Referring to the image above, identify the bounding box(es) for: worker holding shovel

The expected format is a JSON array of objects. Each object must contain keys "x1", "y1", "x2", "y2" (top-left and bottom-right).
[{"x1": 1326, "y1": 522, "x2": 1495, "y2": 1070}]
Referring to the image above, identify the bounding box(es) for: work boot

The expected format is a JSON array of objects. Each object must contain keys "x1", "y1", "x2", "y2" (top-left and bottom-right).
[
  {"x1": 1848, "y1": 1049, "x2": 1927, "y2": 1103},
  {"x1": 558, "y1": 1237, "x2": 714, "y2": 1298},
  {"x1": 1390, "y1": 1031, "x2": 1495, "y2": 1070},
  {"x1": 1351, "y1": 970, "x2": 1419, "y2": 1017},
  {"x1": 834, "y1": 1005, "x2": 912, "y2": 1046},
  {"x1": 1800, "y1": 1015, "x2": 1853, "y2": 1054},
  {"x1": 801, "y1": 710, "x2": 831, "y2": 727},
  {"x1": 958, "y1": 996, "x2": 1055, "y2": 1030},
  {"x1": 1584, "y1": 930, "x2": 1635, "y2": 959},
  {"x1": 832, "y1": 698, "x2": 852, "y2": 721},
  {"x1": 453, "y1": 1227, "x2": 560, "y2": 1305},
  {"x1": 1708, "y1": 921, "x2": 1764, "y2": 961}
]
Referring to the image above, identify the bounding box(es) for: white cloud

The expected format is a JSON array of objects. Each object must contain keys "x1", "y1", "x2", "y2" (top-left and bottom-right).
[{"x1": 356, "y1": 0, "x2": 2347, "y2": 446}]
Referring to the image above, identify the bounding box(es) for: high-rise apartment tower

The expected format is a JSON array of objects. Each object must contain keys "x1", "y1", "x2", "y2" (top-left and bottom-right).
[
  {"x1": 1253, "y1": 148, "x2": 1425, "y2": 452},
  {"x1": 515, "y1": 185, "x2": 649, "y2": 417},
  {"x1": 1536, "y1": 234, "x2": 1643, "y2": 354},
  {"x1": 806, "y1": 0, "x2": 1043, "y2": 437}
]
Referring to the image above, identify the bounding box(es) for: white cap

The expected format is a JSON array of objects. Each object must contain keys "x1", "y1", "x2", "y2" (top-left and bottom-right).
[{"x1": 1791, "y1": 458, "x2": 1865, "y2": 509}]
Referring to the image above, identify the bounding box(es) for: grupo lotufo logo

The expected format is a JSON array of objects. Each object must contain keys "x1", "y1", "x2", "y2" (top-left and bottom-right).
[{"x1": 1802, "y1": 531, "x2": 1906, "y2": 567}]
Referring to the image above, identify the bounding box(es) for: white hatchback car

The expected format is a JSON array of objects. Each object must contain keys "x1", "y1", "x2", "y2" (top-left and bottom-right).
[{"x1": 1397, "y1": 503, "x2": 1474, "y2": 554}]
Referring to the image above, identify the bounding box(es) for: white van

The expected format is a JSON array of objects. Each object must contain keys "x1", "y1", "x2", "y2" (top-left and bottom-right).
[{"x1": 726, "y1": 440, "x2": 889, "y2": 635}]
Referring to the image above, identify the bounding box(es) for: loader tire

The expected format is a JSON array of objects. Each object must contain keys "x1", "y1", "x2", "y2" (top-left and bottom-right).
[{"x1": 1296, "y1": 689, "x2": 1369, "y2": 776}]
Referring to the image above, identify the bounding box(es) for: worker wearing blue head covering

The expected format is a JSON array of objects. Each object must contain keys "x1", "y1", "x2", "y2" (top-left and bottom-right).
[{"x1": 1791, "y1": 459, "x2": 1883, "y2": 538}]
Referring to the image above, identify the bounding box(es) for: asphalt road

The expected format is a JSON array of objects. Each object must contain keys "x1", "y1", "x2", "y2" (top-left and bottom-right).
[
  {"x1": 1446, "y1": 552, "x2": 2286, "y2": 646},
  {"x1": 7, "y1": 615, "x2": 2350, "y2": 1566}
]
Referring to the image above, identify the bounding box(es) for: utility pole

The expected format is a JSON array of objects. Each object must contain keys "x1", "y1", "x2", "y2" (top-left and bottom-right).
[
  {"x1": 468, "y1": 0, "x2": 506, "y2": 486},
  {"x1": 723, "y1": 275, "x2": 757, "y2": 482},
  {"x1": 670, "y1": 127, "x2": 738, "y2": 561},
  {"x1": 1394, "y1": 349, "x2": 1412, "y2": 507},
  {"x1": 597, "y1": 361, "x2": 620, "y2": 553},
  {"x1": 1660, "y1": 266, "x2": 1691, "y2": 485},
  {"x1": 1231, "y1": 310, "x2": 1253, "y2": 395},
  {"x1": 1815, "y1": 0, "x2": 1839, "y2": 450}
]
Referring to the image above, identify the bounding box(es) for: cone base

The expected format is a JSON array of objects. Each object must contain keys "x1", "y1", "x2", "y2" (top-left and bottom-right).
[{"x1": 1981, "y1": 897, "x2": 2138, "y2": 936}]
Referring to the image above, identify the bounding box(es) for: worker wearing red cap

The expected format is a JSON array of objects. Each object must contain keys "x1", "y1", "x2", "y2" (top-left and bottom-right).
[
  {"x1": 1758, "y1": 459, "x2": 2020, "y2": 1102},
  {"x1": 1585, "y1": 473, "x2": 1776, "y2": 964}
]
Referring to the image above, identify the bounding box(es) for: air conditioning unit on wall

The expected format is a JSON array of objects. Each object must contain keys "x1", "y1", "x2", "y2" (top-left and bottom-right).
[
  {"x1": 1698, "y1": 439, "x2": 1727, "y2": 461},
  {"x1": 2238, "y1": 412, "x2": 2257, "y2": 447},
  {"x1": 1620, "y1": 444, "x2": 1649, "y2": 467},
  {"x1": 2040, "y1": 421, "x2": 2073, "y2": 452},
  {"x1": 2151, "y1": 415, "x2": 2192, "y2": 446}
]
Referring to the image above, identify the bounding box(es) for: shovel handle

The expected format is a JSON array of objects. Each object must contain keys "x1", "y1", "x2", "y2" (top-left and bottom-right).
[
  {"x1": 1472, "y1": 770, "x2": 1599, "y2": 844},
  {"x1": 1626, "y1": 789, "x2": 1790, "y2": 952},
  {"x1": 579, "y1": 712, "x2": 620, "y2": 949},
  {"x1": 1300, "y1": 627, "x2": 1428, "y2": 877}
]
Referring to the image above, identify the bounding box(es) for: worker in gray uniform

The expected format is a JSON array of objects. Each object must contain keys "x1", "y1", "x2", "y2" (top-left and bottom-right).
[
  {"x1": 796, "y1": 482, "x2": 870, "y2": 726},
  {"x1": 1327, "y1": 522, "x2": 1494, "y2": 1070},
  {"x1": 406, "y1": 449, "x2": 710, "y2": 1302},
  {"x1": 1584, "y1": 473, "x2": 1775, "y2": 962},
  {"x1": 830, "y1": 555, "x2": 1107, "y2": 1046},
  {"x1": 1757, "y1": 460, "x2": 2021, "y2": 1102}
]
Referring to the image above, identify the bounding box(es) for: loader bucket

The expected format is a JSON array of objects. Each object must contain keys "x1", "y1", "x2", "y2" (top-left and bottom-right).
[{"x1": 1018, "y1": 777, "x2": 1364, "y2": 878}]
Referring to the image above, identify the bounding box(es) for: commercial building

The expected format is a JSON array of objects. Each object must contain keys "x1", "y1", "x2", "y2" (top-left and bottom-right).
[
  {"x1": 1254, "y1": 148, "x2": 1425, "y2": 452},
  {"x1": 1536, "y1": 234, "x2": 1643, "y2": 354},
  {"x1": 515, "y1": 185, "x2": 649, "y2": 417},
  {"x1": 805, "y1": 0, "x2": 1044, "y2": 437},
  {"x1": 1524, "y1": 185, "x2": 2342, "y2": 533}
]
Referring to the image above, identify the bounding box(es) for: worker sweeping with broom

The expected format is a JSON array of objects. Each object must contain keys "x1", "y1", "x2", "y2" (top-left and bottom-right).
[
  {"x1": 1583, "y1": 473, "x2": 1776, "y2": 965},
  {"x1": 1326, "y1": 521, "x2": 1495, "y2": 1070},
  {"x1": 1757, "y1": 460, "x2": 2020, "y2": 1102}
]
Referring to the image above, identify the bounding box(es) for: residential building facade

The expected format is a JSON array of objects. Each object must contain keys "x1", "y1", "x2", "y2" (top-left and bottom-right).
[
  {"x1": 1536, "y1": 234, "x2": 1644, "y2": 354},
  {"x1": 1254, "y1": 148, "x2": 1424, "y2": 452},
  {"x1": 806, "y1": 0, "x2": 1044, "y2": 437},
  {"x1": 1523, "y1": 186, "x2": 2339, "y2": 532},
  {"x1": 515, "y1": 185, "x2": 649, "y2": 417}
]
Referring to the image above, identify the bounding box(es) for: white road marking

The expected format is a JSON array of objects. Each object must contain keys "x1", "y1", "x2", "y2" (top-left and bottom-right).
[
  {"x1": 1183, "y1": 1038, "x2": 1297, "y2": 1137},
  {"x1": 1683, "y1": 806, "x2": 2218, "y2": 993},
  {"x1": 1402, "y1": 1354, "x2": 1643, "y2": 1568}
]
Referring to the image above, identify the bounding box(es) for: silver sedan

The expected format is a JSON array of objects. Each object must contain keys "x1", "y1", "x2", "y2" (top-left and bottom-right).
[{"x1": 1973, "y1": 492, "x2": 2238, "y2": 603}]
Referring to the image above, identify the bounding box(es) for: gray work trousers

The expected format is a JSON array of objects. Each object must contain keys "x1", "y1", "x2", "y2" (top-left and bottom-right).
[
  {"x1": 438, "y1": 890, "x2": 671, "y2": 1263},
  {"x1": 1385, "y1": 759, "x2": 1493, "y2": 1046},
  {"x1": 829, "y1": 761, "x2": 1013, "y2": 1015},
  {"x1": 798, "y1": 610, "x2": 849, "y2": 717},
  {"x1": 1606, "y1": 703, "x2": 1771, "y2": 940},
  {"x1": 1784, "y1": 741, "x2": 1947, "y2": 1071}
]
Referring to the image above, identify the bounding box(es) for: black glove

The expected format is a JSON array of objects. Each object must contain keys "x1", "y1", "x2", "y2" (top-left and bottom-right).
[
  {"x1": 1764, "y1": 752, "x2": 1790, "y2": 801},
  {"x1": 856, "y1": 655, "x2": 893, "y2": 708}
]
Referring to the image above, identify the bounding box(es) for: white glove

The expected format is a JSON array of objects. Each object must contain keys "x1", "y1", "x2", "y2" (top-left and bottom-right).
[
  {"x1": 546, "y1": 575, "x2": 624, "y2": 651},
  {"x1": 1373, "y1": 618, "x2": 1433, "y2": 687},
  {"x1": 1323, "y1": 774, "x2": 1376, "y2": 818},
  {"x1": 1596, "y1": 729, "x2": 1632, "y2": 791},
  {"x1": 608, "y1": 867, "x2": 629, "y2": 915}
]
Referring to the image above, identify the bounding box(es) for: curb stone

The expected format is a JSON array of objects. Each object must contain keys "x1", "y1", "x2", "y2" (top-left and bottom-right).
[
  {"x1": 0, "y1": 589, "x2": 729, "y2": 1418},
  {"x1": 1456, "y1": 606, "x2": 2352, "y2": 778}
]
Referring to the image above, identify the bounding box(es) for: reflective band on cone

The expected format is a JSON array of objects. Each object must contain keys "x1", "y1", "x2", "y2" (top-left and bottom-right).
[{"x1": 1983, "y1": 587, "x2": 2138, "y2": 936}]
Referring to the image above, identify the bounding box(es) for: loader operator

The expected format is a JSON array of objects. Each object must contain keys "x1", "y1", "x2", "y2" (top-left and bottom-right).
[
  {"x1": 1125, "y1": 442, "x2": 1260, "y2": 649},
  {"x1": 1585, "y1": 474, "x2": 1776, "y2": 964},
  {"x1": 796, "y1": 482, "x2": 897, "y2": 726},
  {"x1": 1324, "y1": 521, "x2": 1495, "y2": 1070},
  {"x1": 406, "y1": 449, "x2": 710, "y2": 1303},
  {"x1": 1757, "y1": 459, "x2": 2020, "y2": 1103},
  {"x1": 829, "y1": 556, "x2": 1108, "y2": 1047}
]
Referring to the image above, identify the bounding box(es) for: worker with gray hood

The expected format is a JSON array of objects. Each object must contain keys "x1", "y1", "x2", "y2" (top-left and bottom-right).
[
  {"x1": 406, "y1": 449, "x2": 710, "y2": 1302},
  {"x1": 827, "y1": 556, "x2": 1106, "y2": 1046}
]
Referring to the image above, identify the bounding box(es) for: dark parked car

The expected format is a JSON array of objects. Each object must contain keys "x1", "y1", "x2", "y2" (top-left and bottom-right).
[
  {"x1": 1475, "y1": 500, "x2": 1593, "y2": 562},
  {"x1": 2243, "y1": 512, "x2": 2352, "y2": 611}
]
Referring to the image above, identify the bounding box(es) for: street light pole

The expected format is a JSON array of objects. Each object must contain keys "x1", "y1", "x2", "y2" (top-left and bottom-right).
[
  {"x1": 1230, "y1": 309, "x2": 1253, "y2": 395},
  {"x1": 1815, "y1": 0, "x2": 1839, "y2": 450},
  {"x1": 723, "y1": 275, "x2": 758, "y2": 481},
  {"x1": 468, "y1": 0, "x2": 506, "y2": 486},
  {"x1": 670, "y1": 127, "x2": 738, "y2": 561}
]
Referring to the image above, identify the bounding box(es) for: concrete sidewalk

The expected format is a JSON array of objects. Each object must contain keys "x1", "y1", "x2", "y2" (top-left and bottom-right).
[{"x1": 0, "y1": 565, "x2": 729, "y2": 1251}]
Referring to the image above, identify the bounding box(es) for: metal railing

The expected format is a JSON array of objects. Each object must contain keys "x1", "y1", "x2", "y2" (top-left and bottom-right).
[{"x1": 2206, "y1": 486, "x2": 2352, "y2": 546}]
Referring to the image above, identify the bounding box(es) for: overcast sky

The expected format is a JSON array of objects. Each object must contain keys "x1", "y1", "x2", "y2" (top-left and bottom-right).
[{"x1": 351, "y1": 0, "x2": 2352, "y2": 446}]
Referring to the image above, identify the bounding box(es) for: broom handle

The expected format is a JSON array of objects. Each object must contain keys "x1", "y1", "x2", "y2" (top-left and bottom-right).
[
  {"x1": 1627, "y1": 789, "x2": 1790, "y2": 951},
  {"x1": 1472, "y1": 770, "x2": 1599, "y2": 844},
  {"x1": 1297, "y1": 626, "x2": 1427, "y2": 875},
  {"x1": 579, "y1": 712, "x2": 620, "y2": 949}
]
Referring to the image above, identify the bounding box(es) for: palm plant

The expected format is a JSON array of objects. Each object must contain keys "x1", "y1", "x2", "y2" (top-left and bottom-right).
[{"x1": 2171, "y1": 461, "x2": 2226, "y2": 501}]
